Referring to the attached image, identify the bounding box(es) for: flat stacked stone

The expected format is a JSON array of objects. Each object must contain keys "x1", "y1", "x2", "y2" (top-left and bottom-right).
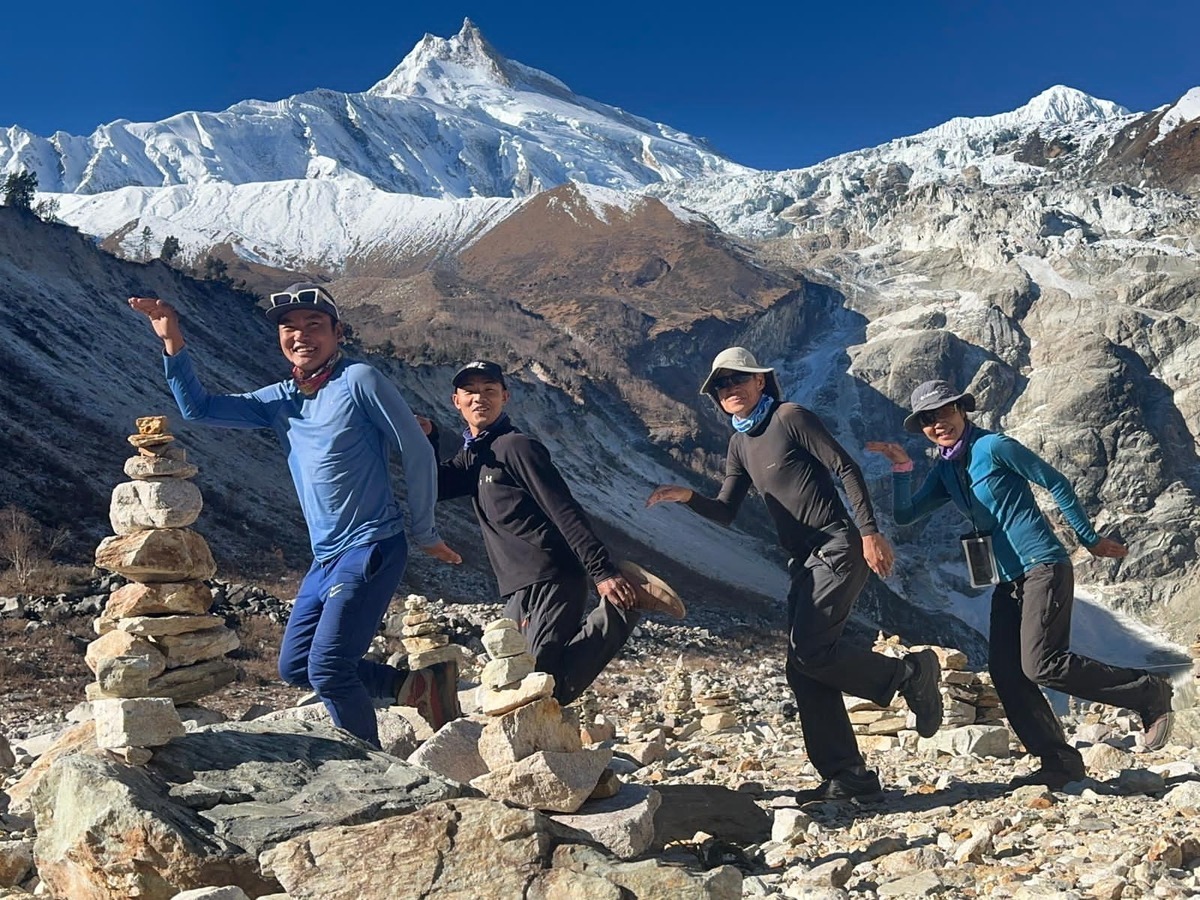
[
  {"x1": 659, "y1": 655, "x2": 695, "y2": 717},
  {"x1": 469, "y1": 618, "x2": 611, "y2": 813},
  {"x1": 86, "y1": 417, "x2": 238, "y2": 755}
]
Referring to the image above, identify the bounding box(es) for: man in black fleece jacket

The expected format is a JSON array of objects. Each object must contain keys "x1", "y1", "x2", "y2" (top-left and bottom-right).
[{"x1": 420, "y1": 360, "x2": 646, "y2": 705}]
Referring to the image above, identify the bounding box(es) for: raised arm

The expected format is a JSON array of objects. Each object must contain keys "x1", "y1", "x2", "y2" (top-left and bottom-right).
[
  {"x1": 130, "y1": 296, "x2": 276, "y2": 429},
  {"x1": 647, "y1": 440, "x2": 752, "y2": 527},
  {"x1": 866, "y1": 440, "x2": 952, "y2": 525}
]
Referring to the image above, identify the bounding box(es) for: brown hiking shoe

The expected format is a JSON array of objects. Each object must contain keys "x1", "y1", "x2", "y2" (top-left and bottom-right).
[
  {"x1": 1139, "y1": 676, "x2": 1174, "y2": 752},
  {"x1": 396, "y1": 660, "x2": 461, "y2": 731},
  {"x1": 617, "y1": 560, "x2": 686, "y2": 619}
]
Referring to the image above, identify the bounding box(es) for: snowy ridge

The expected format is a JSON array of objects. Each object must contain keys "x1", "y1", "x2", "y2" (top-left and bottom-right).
[
  {"x1": 0, "y1": 19, "x2": 748, "y2": 200},
  {"x1": 1153, "y1": 87, "x2": 1200, "y2": 144},
  {"x1": 917, "y1": 85, "x2": 1128, "y2": 141}
]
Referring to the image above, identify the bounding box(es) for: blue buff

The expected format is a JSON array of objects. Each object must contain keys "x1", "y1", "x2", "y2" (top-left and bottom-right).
[{"x1": 732, "y1": 394, "x2": 776, "y2": 433}]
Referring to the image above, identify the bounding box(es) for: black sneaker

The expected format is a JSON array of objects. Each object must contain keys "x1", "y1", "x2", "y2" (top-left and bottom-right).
[
  {"x1": 1009, "y1": 761, "x2": 1086, "y2": 791},
  {"x1": 794, "y1": 769, "x2": 882, "y2": 802},
  {"x1": 1139, "y1": 675, "x2": 1174, "y2": 751},
  {"x1": 899, "y1": 648, "x2": 943, "y2": 738}
]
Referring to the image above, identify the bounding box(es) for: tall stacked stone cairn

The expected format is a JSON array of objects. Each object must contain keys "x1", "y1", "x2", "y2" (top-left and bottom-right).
[
  {"x1": 657, "y1": 654, "x2": 702, "y2": 739},
  {"x1": 87, "y1": 416, "x2": 239, "y2": 759},
  {"x1": 383, "y1": 593, "x2": 469, "y2": 671},
  {"x1": 844, "y1": 634, "x2": 1009, "y2": 757},
  {"x1": 469, "y1": 618, "x2": 611, "y2": 813}
]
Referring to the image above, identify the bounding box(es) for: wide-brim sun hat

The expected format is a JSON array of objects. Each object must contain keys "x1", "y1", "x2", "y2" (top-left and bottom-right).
[
  {"x1": 903, "y1": 379, "x2": 976, "y2": 433},
  {"x1": 699, "y1": 346, "x2": 781, "y2": 400}
]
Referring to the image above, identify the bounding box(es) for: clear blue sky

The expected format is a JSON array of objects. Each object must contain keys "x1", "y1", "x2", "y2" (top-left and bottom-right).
[{"x1": 3, "y1": 0, "x2": 1197, "y2": 171}]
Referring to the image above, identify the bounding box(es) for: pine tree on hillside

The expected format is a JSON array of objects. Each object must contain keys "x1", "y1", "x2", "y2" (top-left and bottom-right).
[
  {"x1": 160, "y1": 235, "x2": 181, "y2": 264},
  {"x1": 2, "y1": 171, "x2": 38, "y2": 210}
]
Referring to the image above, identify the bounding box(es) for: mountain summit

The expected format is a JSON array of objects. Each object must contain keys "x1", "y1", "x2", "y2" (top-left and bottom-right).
[{"x1": 369, "y1": 18, "x2": 571, "y2": 101}]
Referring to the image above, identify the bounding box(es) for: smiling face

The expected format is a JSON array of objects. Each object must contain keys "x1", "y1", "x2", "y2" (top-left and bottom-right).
[
  {"x1": 920, "y1": 402, "x2": 968, "y2": 447},
  {"x1": 453, "y1": 375, "x2": 510, "y2": 435},
  {"x1": 714, "y1": 370, "x2": 766, "y2": 418},
  {"x1": 278, "y1": 310, "x2": 341, "y2": 373}
]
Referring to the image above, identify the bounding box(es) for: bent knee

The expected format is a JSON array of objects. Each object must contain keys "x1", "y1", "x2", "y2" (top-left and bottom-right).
[{"x1": 1021, "y1": 656, "x2": 1067, "y2": 689}]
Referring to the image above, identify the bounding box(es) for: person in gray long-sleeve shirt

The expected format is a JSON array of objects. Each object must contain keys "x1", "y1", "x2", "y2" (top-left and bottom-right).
[{"x1": 647, "y1": 347, "x2": 944, "y2": 801}]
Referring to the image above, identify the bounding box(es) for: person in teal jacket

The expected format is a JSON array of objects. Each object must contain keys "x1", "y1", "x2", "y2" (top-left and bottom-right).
[{"x1": 868, "y1": 380, "x2": 1174, "y2": 789}]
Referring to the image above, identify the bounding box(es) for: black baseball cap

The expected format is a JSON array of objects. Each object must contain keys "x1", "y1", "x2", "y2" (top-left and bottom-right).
[
  {"x1": 452, "y1": 360, "x2": 506, "y2": 389},
  {"x1": 265, "y1": 282, "x2": 339, "y2": 324}
]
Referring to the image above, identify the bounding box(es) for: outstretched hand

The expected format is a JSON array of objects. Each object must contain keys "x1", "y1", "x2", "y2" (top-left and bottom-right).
[
  {"x1": 865, "y1": 441, "x2": 912, "y2": 466},
  {"x1": 421, "y1": 541, "x2": 462, "y2": 565},
  {"x1": 645, "y1": 484, "x2": 693, "y2": 507},
  {"x1": 1087, "y1": 537, "x2": 1128, "y2": 559},
  {"x1": 128, "y1": 296, "x2": 185, "y2": 354}
]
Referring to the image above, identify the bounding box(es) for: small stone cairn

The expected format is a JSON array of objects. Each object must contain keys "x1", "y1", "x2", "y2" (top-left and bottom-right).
[
  {"x1": 468, "y1": 618, "x2": 611, "y2": 813},
  {"x1": 694, "y1": 672, "x2": 740, "y2": 734},
  {"x1": 657, "y1": 655, "x2": 702, "y2": 740},
  {"x1": 383, "y1": 594, "x2": 469, "y2": 670},
  {"x1": 845, "y1": 634, "x2": 1009, "y2": 757},
  {"x1": 87, "y1": 416, "x2": 239, "y2": 758}
]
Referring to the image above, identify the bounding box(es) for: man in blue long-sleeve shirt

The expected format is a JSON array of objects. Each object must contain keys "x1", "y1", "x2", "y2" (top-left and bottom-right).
[{"x1": 129, "y1": 284, "x2": 462, "y2": 748}]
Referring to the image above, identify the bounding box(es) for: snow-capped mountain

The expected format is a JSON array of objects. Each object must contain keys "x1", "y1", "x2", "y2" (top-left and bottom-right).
[
  {"x1": 3, "y1": 20, "x2": 1199, "y2": 659},
  {"x1": 1, "y1": 20, "x2": 747, "y2": 199}
]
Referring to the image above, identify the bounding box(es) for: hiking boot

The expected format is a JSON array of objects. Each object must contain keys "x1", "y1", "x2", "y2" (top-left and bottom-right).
[
  {"x1": 1009, "y1": 760, "x2": 1086, "y2": 791},
  {"x1": 396, "y1": 660, "x2": 461, "y2": 731},
  {"x1": 617, "y1": 560, "x2": 686, "y2": 620},
  {"x1": 1139, "y1": 675, "x2": 1174, "y2": 752},
  {"x1": 794, "y1": 768, "x2": 882, "y2": 802},
  {"x1": 899, "y1": 648, "x2": 943, "y2": 738}
]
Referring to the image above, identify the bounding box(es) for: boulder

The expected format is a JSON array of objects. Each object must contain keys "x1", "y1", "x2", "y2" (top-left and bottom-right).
[
  {"x1": 95, "y1": 529, "x2": 216, "y2": 582},
  {"x1": 109, "y1": 478, "x2": 203, "y2": 533},
  {"x1": 260, "y1": 796, "x2": 740, "y2": 900}
]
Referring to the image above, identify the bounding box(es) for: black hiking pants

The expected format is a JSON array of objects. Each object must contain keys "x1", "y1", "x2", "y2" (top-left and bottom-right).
[
  {"x1": 990, "y1": 561, "x2": 1161, "y2": 769},
  {"x1": 785, "y1": 523, "x2": 907, "y2": 779},
  {"x1": 503, "y1": 569, "x2": 639, "y2": 705}
]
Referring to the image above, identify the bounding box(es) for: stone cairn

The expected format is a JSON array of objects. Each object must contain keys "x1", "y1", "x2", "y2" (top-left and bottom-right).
[
  {"x1": 383, "y1": 594, "x2": 469, "y2": 671},
  {"x1": 657, "y1": 654, "x2": 701, "y2": 740},
  {"x1": 468, "y1": 618, "x2": 611, "y2": 813},
  {"x1": 693, "y1": 672, "x2": 740, "y2": 734},
  {"x1": 844, "y1": 635, "x2": 1008, "y2": 757},
  {"x1": 87, "y1": 416, "x2": 239, "y2": 761}
]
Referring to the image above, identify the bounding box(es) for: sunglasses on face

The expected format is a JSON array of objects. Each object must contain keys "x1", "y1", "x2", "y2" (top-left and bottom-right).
[
  {"x1": 269, "y1": 288, "x2": 329, "y2": 308},
  {"x1": 919, "y1": 403, "x2": 959, "y2": 427},
  {"x1": 712, "y1": 372, "x2": 755, "y2": 391}
]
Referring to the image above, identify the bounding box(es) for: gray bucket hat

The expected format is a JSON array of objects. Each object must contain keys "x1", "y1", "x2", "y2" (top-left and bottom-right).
[
  {"x1": 903, "y1": 379, "x2": 976, "y2": 432},
  {"x1": 700, "y1": 347, "x2": 781, "y2": 400}
]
